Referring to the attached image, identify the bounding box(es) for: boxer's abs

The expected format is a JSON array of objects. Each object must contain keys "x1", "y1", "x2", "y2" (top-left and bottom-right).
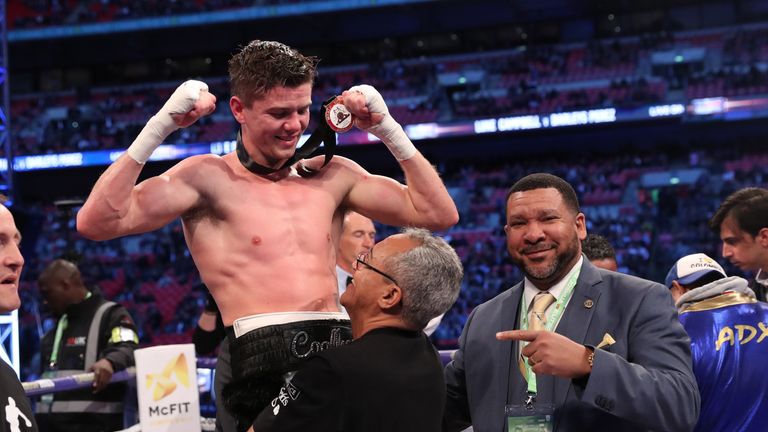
[{"x1": 196, "y1": 254, "x2": 341, "y2": 326}]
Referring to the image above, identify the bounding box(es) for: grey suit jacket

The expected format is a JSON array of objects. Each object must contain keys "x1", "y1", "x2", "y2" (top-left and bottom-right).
[{"x1": 444, "y1": 259, "x2": 700, "y2": 432}]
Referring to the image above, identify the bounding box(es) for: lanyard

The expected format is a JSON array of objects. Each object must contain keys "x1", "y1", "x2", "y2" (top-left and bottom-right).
[
  {"x1": 519, "y1": 267, "x2": 581, "y2": 399},
  {"x1": 49, "y1": 314, "x2": 68, "y2": 368},
  {"x1": 49, "y1": 291, "x2": 91, "y2": 368}
]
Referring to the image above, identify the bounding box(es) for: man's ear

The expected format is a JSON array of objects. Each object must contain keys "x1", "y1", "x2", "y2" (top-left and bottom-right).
[
  {"x1": 230, "y1": 96, "x2": 246, "y2": 124},
  {"x1": 575, "y1": 213, "x2": 587, "y2": 241},
  {"x1": 757, "y1": 227, "x2": 768, "y2": 248},
  {"x1": 60, "y1": 279, "x2": 73, "y2": 293},
  {"x1": 377, "y1": 285, "x2": 402, "y2": 311},
  {"x1": 670, "y1": 281, "x2": 687, "y2": 300}
]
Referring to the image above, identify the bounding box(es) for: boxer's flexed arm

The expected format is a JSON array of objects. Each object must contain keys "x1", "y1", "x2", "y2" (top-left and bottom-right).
[
  {"x1": 77, "y1": 81, "x2": 216, "y2": 240},
  {"x1": 342, "y1": 85, "x2": 458, "y2": 231}
]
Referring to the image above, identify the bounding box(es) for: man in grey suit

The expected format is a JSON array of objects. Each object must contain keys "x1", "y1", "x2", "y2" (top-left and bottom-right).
[{"x1": 443, "y1": 173, "x2": 699, "y2": 432}]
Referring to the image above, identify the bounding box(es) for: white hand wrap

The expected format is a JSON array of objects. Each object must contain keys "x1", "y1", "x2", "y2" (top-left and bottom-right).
[
  {"x1": 126, "y1": 80, "x2": 209, "y2": 164},
  {"x1": 348, "y1": 84, "x2": 416, "y2": 161}
]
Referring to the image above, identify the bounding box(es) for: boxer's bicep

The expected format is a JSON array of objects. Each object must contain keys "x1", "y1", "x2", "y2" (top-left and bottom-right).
[
  {"x1": 346, "y1": 157, "x2": 457, "y2": 230},
  {"x1": 124, "y1": 172, "x2": 200, "y2": 234},
  {"x1": 346, "y1": 173, "x2": 419, "y2": 227},
  {"x1": 79, "y1": 154, "x2": 206, "y2": 240}
]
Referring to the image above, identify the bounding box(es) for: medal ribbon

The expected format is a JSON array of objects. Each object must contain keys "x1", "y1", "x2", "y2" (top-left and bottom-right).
[{"x1": 236, "y1": 95, "x2": 338, "y2": 176}]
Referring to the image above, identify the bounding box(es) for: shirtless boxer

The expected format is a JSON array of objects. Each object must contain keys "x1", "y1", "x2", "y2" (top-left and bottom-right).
[{"x1": 76, "y1": 40, "x2": 458, "y2": 430}]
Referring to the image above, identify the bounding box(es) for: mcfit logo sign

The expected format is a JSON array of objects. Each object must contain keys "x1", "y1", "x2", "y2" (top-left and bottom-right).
[
  {"x1": 145, "y1": 353, "x2": 191, "y2": 401},
  {"x1": 135, "y1": 344, "x2": 201, "y2": 432}
]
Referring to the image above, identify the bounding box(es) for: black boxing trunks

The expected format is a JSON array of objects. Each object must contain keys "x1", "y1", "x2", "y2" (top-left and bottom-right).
[{"x1": 222, "y1": 312, "x2": 351, "y2": 432}]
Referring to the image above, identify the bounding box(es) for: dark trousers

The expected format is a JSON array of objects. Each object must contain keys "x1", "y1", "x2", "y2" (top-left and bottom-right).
[
  {"x1": 222, "y1": 319, "x2": 352, "y2": 432},
  {"x1": 214, "y1": 337, "x2": 237, "y2": 432}
]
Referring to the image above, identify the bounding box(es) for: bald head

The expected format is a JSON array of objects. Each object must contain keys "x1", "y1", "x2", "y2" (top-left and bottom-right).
[
  {"x1": 38, "y1": 259, "x2": 87, "y2": 316},
  {"x1": 40, "y1": 259, "x2": 81, "y2": 283}
]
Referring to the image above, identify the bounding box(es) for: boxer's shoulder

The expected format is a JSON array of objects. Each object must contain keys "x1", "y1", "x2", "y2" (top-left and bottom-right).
[
  {"x1": 164, "y1": 153, "x2": 230, "y2": 182},
  {"x1": 300, "y1": 155, "x2": 367, "y2": 179}
]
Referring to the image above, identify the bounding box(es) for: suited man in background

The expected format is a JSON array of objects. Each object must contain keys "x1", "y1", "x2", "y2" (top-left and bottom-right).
[
  {"x1": 335, "y1": 211, "x2": 377, "y2": 310},
  {"x1": 443, "y1": 173, "x2": 699, "y2": 432}
]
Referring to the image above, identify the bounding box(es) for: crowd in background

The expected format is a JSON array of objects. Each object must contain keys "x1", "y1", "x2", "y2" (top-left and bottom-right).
[
  {"x1": 10, "y1": 24, "x2": 768, "y2": 156},
  {"x1": 14, "y1": 141, "x2": 767, "y2": 380},
  {"x1": 8, "y1": 2, "x2": 768, "y2": 384},
  {"x1": 9, "y1": 0, "x2": 330, "y2": 29}
]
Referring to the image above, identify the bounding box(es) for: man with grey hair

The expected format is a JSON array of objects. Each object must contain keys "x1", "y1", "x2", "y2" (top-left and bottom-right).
[
  {"x1": 251, "y1": 228, "x2": 462, "y2": 431},
  {"x1": 335, "y1": 211, "x2": 445, "y2": 335}
]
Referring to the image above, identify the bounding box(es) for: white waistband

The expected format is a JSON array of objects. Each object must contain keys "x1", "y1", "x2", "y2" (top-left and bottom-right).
[{"x1": 233, "y1": 311, "x2": 349, "y2": 338}]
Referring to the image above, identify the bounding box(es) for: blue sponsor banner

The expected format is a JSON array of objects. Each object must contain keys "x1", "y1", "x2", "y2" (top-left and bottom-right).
[{"x1": 7, "y1": 99, "x2": 765, "y2": 172}]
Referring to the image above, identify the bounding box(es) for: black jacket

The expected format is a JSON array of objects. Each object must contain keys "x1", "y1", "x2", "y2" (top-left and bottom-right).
[
  {"x1": 253, "y1": 327, "x2": 445, "y2": 432},
  {"x1": 748, "y1": 278, "x2": 767, "y2": 302},
  {"x1": 37, "y1": 290, "x2": 138, "y2": 432}
]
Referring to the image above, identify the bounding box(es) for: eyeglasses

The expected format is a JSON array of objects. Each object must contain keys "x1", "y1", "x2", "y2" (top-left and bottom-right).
[{"x1": 354, "y1": 251, "x2": 398, "y2": 285}]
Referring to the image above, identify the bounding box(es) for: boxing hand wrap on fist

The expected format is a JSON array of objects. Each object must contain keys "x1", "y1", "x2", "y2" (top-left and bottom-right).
[
  {"x1": 127, "y1": 80, "x2": 209, "y2": 164},
  {"x1": 348, "y1": 84, "x2": 416, "y2": 161}
]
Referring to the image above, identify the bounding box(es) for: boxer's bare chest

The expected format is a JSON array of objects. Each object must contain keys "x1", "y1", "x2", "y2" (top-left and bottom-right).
[{"x1": 185, "y1": 167, "x2": 346, "y2": 259}]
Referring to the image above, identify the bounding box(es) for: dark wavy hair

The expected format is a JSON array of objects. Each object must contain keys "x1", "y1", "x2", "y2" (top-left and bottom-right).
[
  {"x1": 709, "y1": 187, "x2": 768, "y2": 236},
  {"x1": 582, "y1": 234, "x2": 616, "y2": 261},
  {"x1": 228, "y1": 40, "x2": 319, "y2": 106}
]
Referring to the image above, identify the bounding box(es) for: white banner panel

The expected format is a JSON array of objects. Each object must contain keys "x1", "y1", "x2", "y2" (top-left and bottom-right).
[{"x1": 135, "y1": 344, "x2": 201, "y2": 432}]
